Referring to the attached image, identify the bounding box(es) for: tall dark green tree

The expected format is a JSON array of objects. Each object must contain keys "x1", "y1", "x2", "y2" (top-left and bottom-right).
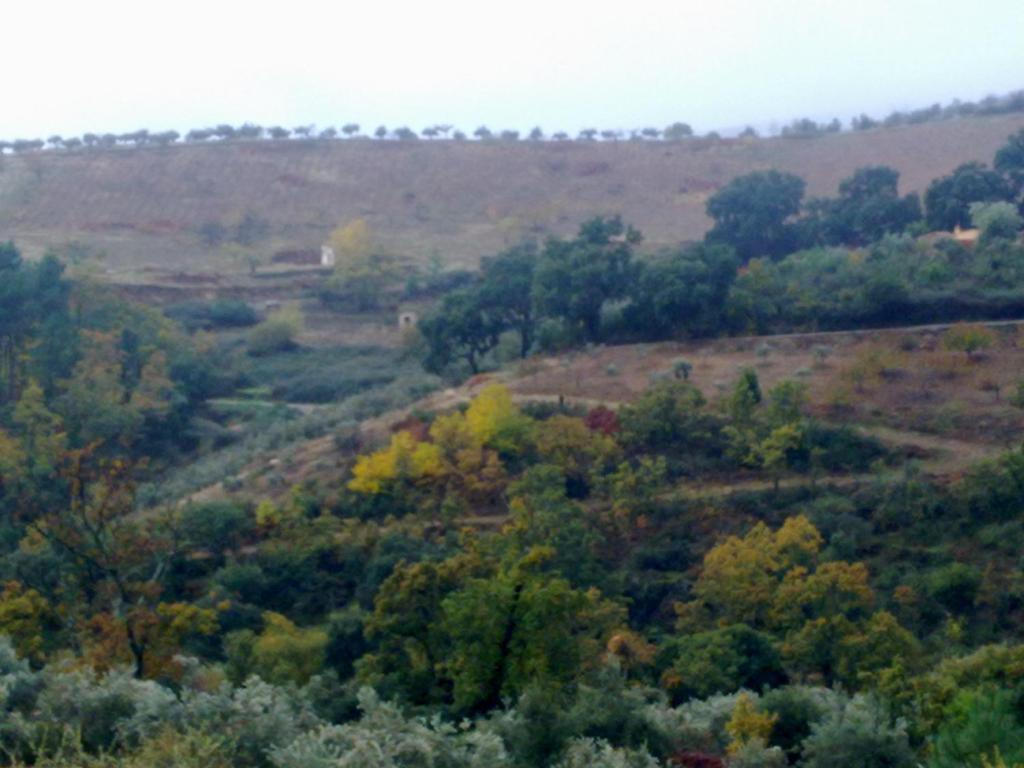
[
  {"x1": 0, "y1": 242, "x2": 30, "y2": 403},
  {"x1": 706, "y1": 170, "x2": 806, "y2": 261},
  {"x1": 28, "y1": 254, "x2": 77, "y2": 397},
  {"x1": 533, "y1": 216, "x2": 640, "y2": 342},
  {"x1": 0, "y1": 248, "x2": 75, "y2": 404},
  {"x1": 480, "y1": 245, "x2": 538, "y2": 358},
  {"x1": 924, "y1": 162, "x2": 1015, "y2": 231},
  {"x1": 419, "y1": 289, "x2": 503, "y2": 374},
  {"x1": 995, "y1": 128, "x2": 1024, "y2": 201},
  {"x1": 807, "y1": 166, "x2": 922, "y2": 246},
  {"x1": 625, "y1": 243, "x2": 738, "y2": 338}
]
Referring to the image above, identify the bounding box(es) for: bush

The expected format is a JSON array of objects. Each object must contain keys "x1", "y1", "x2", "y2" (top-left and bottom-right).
[
  {"x1": 225, "y1": 614, "x2": 328, "y2": 687},
  {"x1": 269, "y1": 688, "x2": 510, "y2": 768},
  {"x1": 927, "y1": 563, "x2": 983, "y2": 615},
  {"x1": 240, "y1": 347, "x2": 410, "y2": 403},
  {"x1": 165, "y1": 299, "x2": 259, "y2": 332},
  {"x1": 657, "y1": 626, "x2": 786, "y2": 703},
  {"x1": 801, "y1": 695, "x2": 914, "y2": 768},
  {"x1": 759, "y1": 686, "x2": 835, "y2": 761},
  {"x1": 805, "y1": 423, "x2": 887, "y2": 472},
  {"x1": 33, "y1": 665, "x2": 180, "y2": 754},
  {"x1": 181, "y1": 677, "x2": 321, "y2": 767},
  {"x1": 564, "y1": 669, "x2": 676, "y2": 759},
  {"x1": 942, "y1": 323, "x2": 997, "y2": 360},
  {"x1": 249, "y1": 309, "x2": 303, "y2": 356},
  {"x1": 178, "y1": 501, "x2": 254, "y2": 556},
  {"x1": 618, "y1": 381, "x2": 719, "y2": 456},
  {"x1": 554, "y1": 738, "x2": 659, "y2": 768},
  {"x1": 928, "y1": 688, "x2": 1024, "y2": 768}
]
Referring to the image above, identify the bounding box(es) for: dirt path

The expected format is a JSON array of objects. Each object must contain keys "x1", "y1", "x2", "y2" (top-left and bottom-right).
[{"x1": 857, "y1": 423, "x2": 1004, "y2": 474}]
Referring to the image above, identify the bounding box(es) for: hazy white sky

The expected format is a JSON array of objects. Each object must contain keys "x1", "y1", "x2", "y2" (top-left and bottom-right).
[{"x1": 3, "y1": 0, "x2": 1023, "y2": 138}]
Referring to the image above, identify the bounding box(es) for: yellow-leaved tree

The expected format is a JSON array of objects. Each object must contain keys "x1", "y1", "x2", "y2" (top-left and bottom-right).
[
  {"x1": 326, "y1": 219, "x2": 400, "y2": 311},
  {"x1": 677, "y1": 515, "x2": 918, "y2": 687},
  {"x1": 0, "y1": 580, "x2": 56, "y2": 662},
  {"x1": 347, "y1": 384, "x2": 530, "y2": 502},
  {"x1": 725, "y1": 692, "x2": 777, "y2": 755},
  {"x1": 463, "y1": 384, "x2": 532, "y2": 455},
  {"x1": 348, "y1": 431, "x2": 443, "y2": 494}
]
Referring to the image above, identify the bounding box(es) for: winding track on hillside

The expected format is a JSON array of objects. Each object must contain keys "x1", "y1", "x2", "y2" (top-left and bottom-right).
[{"x1": 185, "y1": 318, "x2": 1018, "y2": 507}]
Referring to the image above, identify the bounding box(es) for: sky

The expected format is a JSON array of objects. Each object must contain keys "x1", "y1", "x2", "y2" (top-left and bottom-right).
[{"x1": 3, "y1": 0, "x2": 1024, "y2": 139}]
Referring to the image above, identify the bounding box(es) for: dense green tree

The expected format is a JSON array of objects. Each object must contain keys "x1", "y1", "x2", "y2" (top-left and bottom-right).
[
  {"x1": 480, "y1": 245, "x2": 538, "y2": 358},
  {"x1": 617, "y1": 380, "x2": 717, "y2": 454},
  {"x1": 441, "y1": 555, "x2": 624, "y2": 713},
  {"x1": 801, "y1": 695, "x2": 914, "y2": 768},
  {"x1": 419, "y1": 289, "x2": 503, "y2": 374},
  {"x1": 0, "y1": 249, "x2": 75, "y2": 404},
  {"x1": 0, "y1": 243, "x2": 32, "y2": 403},
  {"x1": 970, "y1": 201, "x2": 1023, "y2": 245},
  {"x1": 663, "y1": 122, "x2": 693, "y2": 140},
  {"x1": 927, "y1": 688, "x2": 1024, "y2": 768},
  {"x1": 924, "y1": 162, "x2": 1014, "y2": 231},
  {"x1": 533, "y1": 216, "x2": 639, "y2": 342},
  {"x1": 657, "y1": 624, "x2": 786, "y2": 702},
  {"x1": 994, "y1": 128, "x2": 1024, "y2": 199},
  {"x1": 808, "y1": 166, "x2": 922, "y2": 246},
  {"x1": 706, "y1": 171, "x2": 806, "y2": 261},
  {"x1": 625, "y1": 244, "x2": 738, "y2": 338},
  {"x1": 359, "y1": 549, "x2": 494, "y2": 705}
]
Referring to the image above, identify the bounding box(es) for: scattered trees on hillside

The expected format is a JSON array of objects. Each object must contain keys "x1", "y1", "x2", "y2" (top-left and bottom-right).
[{"x1": 663, "y1": 122, "x2": 694, "y2": 140}]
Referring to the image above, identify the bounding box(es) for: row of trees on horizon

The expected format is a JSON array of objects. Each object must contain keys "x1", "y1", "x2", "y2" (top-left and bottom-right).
[{"x1": 2, "y1": 88, "x2": 1022, "y2": 155}]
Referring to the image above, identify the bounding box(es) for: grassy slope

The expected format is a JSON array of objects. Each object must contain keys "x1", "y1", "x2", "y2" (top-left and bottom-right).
[
  {"x1": 2, "y1": 113, "x2": 1024, "y2": 273},
  {"x1": 190, "y1": 319, "x2": 1024, "y2": 507}
]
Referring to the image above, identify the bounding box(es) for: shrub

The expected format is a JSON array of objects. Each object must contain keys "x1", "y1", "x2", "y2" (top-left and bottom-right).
[
  {"x1": 270, "y1": 688, "x2": 510, "y2": 768},
  {"x1": 249, "y1": 309, "x2": 303, "y2": 357},
  {"x1": 942, "y1": 323, "x2": 997, "y2": 360},
  {"x1": 165, "y1": 299, "x2": 258, "y2": 332},
  {"x1": 658, "y1": 626, "x2": 786, "y2": 703},
  {"x1": 33, "y1": 665, "x2": 181, "y2": 754},
  {"x1": 555, "y1": 738, "x2": 660, "y2": 768},
  {"x1": 759, "y1": 686, "x2": 835, "y2": 761},
  {"x1": 584, "y1": 405, "x2": 621, "y2": 435},
  {"x1": 178, "y1": 501, "x2": 253, "y2": 556},
  {"x1": 226, "y1": 613, "x2": 328, "y2": 687},
  {"x1": 563, "y1": 670, "x2": 676, "y2": 759},
  {"x1": 618, "y1": 381, "x2": 718, "y2": 456},
  {"x1": 928, "y1": 688, "x2": 1024, "y2": 768},
  {"x1": 179, "y1": 677, "x2": 321, "y2": 767},
  {"x1": 927, "y1": 563, "x2": 983, "y2": 615},
  {"x1": 801, "y1": 695, "x2": 914, "y2": 768}
]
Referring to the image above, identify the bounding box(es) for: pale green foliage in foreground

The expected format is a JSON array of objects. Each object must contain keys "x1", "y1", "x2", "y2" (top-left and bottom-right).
[
  {"x1": 269, "y1": 688, "x2": 510, "y2": 768},
  {"x1": 553, "y1": 739, "x2": 660, "y2": 768}
]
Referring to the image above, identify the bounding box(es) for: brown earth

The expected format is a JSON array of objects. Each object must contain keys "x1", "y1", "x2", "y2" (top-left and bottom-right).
[{"x1": 3, "y1": 113, "x2": 1024, "y2": 277}]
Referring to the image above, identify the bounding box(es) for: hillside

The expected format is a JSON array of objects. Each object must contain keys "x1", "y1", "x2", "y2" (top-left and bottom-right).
[
  {"x1": 2, "y1": 112, "x2": 1024, "y2": 279},
  {"x1": 184, "y1": 318, "x2": 1023, "y2": 508}
]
